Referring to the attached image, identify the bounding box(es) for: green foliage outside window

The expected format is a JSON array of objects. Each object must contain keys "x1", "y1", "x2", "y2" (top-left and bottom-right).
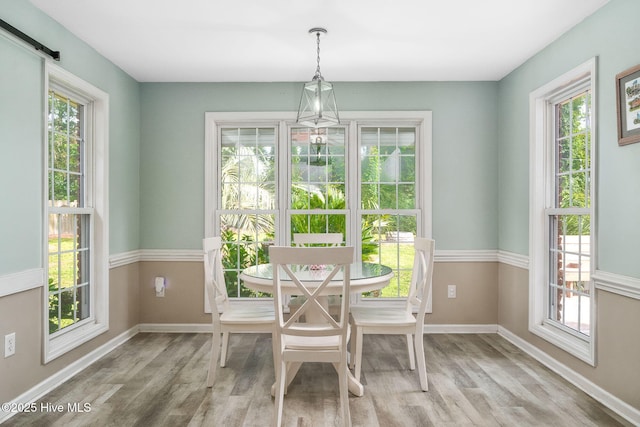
[{"x1": 557, "y1": 93, "x2": 591, "y2": 235}]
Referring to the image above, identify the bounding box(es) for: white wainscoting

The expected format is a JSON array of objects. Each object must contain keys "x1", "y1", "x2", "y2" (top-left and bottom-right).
[{"x1": 0, "y1": 268, "x2": 43, "y2": 298}]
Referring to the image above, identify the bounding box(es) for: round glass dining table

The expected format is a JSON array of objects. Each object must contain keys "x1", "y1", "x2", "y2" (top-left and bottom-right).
[{"x1": 240, "y1": 262, "x2": 394, "y2": 296}]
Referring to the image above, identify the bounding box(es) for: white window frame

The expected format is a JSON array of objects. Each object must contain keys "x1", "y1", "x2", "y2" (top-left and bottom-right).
[
  {"x1": 43, "y1": 63, "x2": 109, "y2": 363},
  {"x1": 204, "y1": 111, "x2": 432, "y2": 309},
  {"x1": 529, "y1": 57, "x2": 596, "y2": 365}
]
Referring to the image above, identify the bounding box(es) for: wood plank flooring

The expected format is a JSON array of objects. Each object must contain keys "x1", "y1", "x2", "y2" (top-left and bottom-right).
[{"x1": 3, "y1": 332, "x2": 632, "y2": 426}]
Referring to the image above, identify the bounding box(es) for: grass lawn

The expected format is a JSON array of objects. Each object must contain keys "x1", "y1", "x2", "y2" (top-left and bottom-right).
[
  {"x1": 48, "y1": 237, "x2": 82, "y2": 333},
  {"x1": 48, "y1": 237, "x2": 78, "y2": 288},
  {"x1": 364, "y1": 242, "x2": 414, "y2": 298}
]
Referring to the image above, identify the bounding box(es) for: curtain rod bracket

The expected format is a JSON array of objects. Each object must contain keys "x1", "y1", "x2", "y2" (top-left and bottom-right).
[{"x1": 0, "y1": 18, "x2": 60, "y2": 61}]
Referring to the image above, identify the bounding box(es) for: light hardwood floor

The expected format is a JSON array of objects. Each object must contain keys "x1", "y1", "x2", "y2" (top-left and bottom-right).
[{"x1": 3, "y1": 332, "x2": 632, "y2": 426}]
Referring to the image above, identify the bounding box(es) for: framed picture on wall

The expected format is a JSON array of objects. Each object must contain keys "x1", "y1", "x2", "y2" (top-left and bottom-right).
[{"x1": 616, "y1": 64, "x2": 640, "y2": 146}]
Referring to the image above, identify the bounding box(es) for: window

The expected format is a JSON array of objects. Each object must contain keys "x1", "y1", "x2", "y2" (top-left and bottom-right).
[
  {"x1": 44, "y1": 63, "x2": 109, "y2": 362},
  {"x1": 529, "y1": 58, "x2": 596, "y2": 364},
  {"x1": 205, "y1": 112, "x2": 431, "y2": 304}
]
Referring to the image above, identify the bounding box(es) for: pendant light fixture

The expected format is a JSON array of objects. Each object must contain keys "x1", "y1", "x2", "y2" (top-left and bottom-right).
[{"x1": 296, "y1": 27, "x2": 340, "y2": 128}]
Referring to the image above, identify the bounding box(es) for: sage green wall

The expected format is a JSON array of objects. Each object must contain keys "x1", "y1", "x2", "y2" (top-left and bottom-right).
[
  {"x1": 498, "y1": 0, "x2": 640, "y2": 278},
  {"x1": 140, "y1": 81, "x2": 499, "y2": 250},
  {"x1": 496, "y1": 0, "x2": 640, "y2": 413},
  {"x1": 0, "y1": 0, "x2": 141, "y2": 262},
  {"x1": 0, "y1": 27, "x2": 42, "y2": 274},
  {"x1": 0, "y1": 0, "x2": 141, "y2": 406}
]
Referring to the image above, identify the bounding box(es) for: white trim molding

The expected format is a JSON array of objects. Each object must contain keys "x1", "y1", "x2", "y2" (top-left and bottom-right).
[
  {"x1": 497, "y1": 250, "x2": 529, "y2": 270},
  {"x1": 43, "y1": 62, "x2": 110, "y2": 363},
  {"x1": 139, "y1": 249, "x2": 203, "y2": 263},
  {"x1": 108, "y1": 249, "x2": 203, "y2": 267},
  {"x1": 0, "y1": 268, "x2": 44, "y2": 297},
  {"x1": 527, "y1": 57, "x2": 597, "y2": 366},
  {"x1": 425, "y1": 324, "x2": 498, "y2": 334},
  {"x1": 434, "y1": 249, "x2": 498, "y2": 263},
  {"x1": 593, "y1": 270, "x2": 640, "y2": 300},
  {"x1": 109, "y1": 250, "x2": 142, "y2": 268},
  {"x1": 498, "y1": 326, "x2": 640, "y2": 426}
]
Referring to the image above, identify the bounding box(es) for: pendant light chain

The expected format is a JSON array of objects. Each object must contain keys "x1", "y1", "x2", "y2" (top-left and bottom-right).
[{"x1": 314, "y1": 30, "x2": 323, "y2": 81}]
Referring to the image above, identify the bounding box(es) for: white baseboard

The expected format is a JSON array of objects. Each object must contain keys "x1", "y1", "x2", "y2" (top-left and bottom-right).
[
  {"x1": 0, "y1": 326, "x2": 139, "y2": 424},
  {"x1": 498, "y1": 326, "x2": 640, "y2": 426},
  {"x1": 425, "y1": 324, "x2": 498, "y2": 334}
]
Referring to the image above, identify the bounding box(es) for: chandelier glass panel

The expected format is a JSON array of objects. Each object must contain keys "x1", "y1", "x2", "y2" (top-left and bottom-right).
[{"x1": 296, "y1": 28, "x2": 340, "y2": 128}]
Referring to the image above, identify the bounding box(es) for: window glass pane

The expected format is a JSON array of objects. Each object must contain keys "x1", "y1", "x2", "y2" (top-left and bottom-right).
[
  {"x1": 48, "y1": 88, "x2": 92, "y2": 335},
  {"x1": 220, "y1": 214, "x2": 274, "y2": 297},
  {"x1": 290, "y1": 214, "x2": 346, "y2": 236},
  {"x1": 548, "y1": 214, "x2": 590, "y2": 336},
  {"x1": 558, "y1": 100, "x2": 571, "y2": 138},
  {"x1": 69, "y1": 174, "x2": 81, "y2": 206},
  {"x1": 360, "y1": 126, "x2": 416, "y2": 212},
  {"x1": 219, "y1": 127, "x2": 277, "y2": 297},
  {"x1": 220, "y1": 127, "x2": 276, "y2": 211},
  {"x1": 379, "y1": 184, "x2": 397, "y2": 209},
  {"x1": 572, "y1": 94, "x2": 588, "y2": 134},
  {"x1": 397, "y1": 184, "x2": 415, "y2": 209},
  {"x1": 361, "y1": 214, "x2": 417, "y2": 298},
  {"x1": 77, "y1": 284, "x2": 90, "y2": 321}
]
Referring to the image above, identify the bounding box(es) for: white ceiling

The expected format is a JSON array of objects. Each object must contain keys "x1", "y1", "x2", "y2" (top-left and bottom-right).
[{"x1": 29, "y1": 0, "x2": 609, "y2": 82}]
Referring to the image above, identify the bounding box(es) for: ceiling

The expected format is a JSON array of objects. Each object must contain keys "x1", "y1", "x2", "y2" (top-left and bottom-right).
[{"x1": 29, "y1": 0, "x2": 609, "y2": 83}]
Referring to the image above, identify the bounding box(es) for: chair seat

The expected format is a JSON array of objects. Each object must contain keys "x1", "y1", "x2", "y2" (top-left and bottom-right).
[
  {"x1": 283, "y1": 325, "x2": 351, "y2": 350},
  {"x1": 350, "y1": 306, "x2": 416, "y2": 327},
  {"x1": 220, "y1": 305, "x2": 275, "y2": 324},
  {"x1": 283, "y1": 334, "x2": 340, "y2": 350}
]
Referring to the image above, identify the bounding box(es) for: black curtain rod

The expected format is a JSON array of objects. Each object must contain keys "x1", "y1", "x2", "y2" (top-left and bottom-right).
[{"x1": 0, "y1": 18, "x2": 60, "y2": 61}]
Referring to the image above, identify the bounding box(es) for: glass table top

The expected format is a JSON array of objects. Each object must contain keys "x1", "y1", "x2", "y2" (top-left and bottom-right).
[{"x1": 241, "y1": 262, "x2": 392, "y2": 282}]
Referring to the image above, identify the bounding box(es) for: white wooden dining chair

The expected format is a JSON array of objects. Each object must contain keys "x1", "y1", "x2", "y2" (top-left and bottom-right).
[
  {"x1": 289, "y1": 233, "x2": 344, "y2": 313},
  {"x1": 269, "y1": 245, "x2": 355, "y2": 427},
  {"x1": 202, "y1": 237, "x2": 275, "y2": 387},
  {"x1": 292, "y1": 232, "x2": 343, "y2": 247},
  {"x1": 349, "y1": 237, "x2": 435, "y2": 391}
]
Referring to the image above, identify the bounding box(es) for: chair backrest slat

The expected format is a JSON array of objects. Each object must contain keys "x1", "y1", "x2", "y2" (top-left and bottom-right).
[
  {"x1": 406, "y1": 237, "x2": 435, "y2": 320},
  {"x1": 203, "y1": 237, "x2": 229, "y2": 320},
  {"x1": 292, "y1": 233, "x2": 343, "y2": 247}
]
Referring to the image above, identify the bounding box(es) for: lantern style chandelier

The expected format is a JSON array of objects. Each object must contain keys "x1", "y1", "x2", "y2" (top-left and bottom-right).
[{"x1": 296, "y1": 28, "x2": 340, "y2": 128}]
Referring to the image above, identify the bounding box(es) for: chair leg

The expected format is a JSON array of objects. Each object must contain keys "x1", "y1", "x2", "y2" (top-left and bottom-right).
[
  {"x1": 353, "y1": 327, "x2": 364, "y2": 382},
  {"x1": 414, "y1": 331, "x2": 428, "y2": 391},
  {"x1": 406, "y1": 333, "x2": 416, "y2": 370},
  {"x1": 271, "y1": 333, "x2": 278, "y2": 381},
  {"x1": 207, "y1": 331, "x2": 221, "y2": 387},
  {"x1": 349, "y1": 325, "x2": 356, "y2": 370},
  {"x1": 415, "y1": 331, "x2": 429, "y2": 391},
  {"x1": 274, "y1": 359, "x2": 287, "y2": 427},
  {"x1": 338, "y1": 361, "x2": 352, "y2": 427},
  {"x1": 220, "y1": 332, "x2": 230, "y2": 367}
]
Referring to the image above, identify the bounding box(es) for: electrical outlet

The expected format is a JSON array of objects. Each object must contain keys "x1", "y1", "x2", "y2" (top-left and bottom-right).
[
  {"x1": 5, "y1": 333, "x2": 16, "y2": 358},
  {"x1": 447, "y1": 285, "x2": 457, "y2": 299},
  {"x1": 155, "y1": 277, "x2": 165, "y2": 297}
]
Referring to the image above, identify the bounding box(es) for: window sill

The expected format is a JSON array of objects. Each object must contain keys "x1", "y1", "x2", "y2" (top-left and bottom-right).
[
  {"x1": 45, "y1": 322, "x2": 109, "y2": 363},
  {"x1": 529, "y1": 322, "x2": 595, "y2": 366}
]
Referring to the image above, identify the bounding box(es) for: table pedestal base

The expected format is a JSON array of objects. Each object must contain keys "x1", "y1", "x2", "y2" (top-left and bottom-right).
[{"x1": 270, "y1": 361, "x2": 364, "y2": 397}]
